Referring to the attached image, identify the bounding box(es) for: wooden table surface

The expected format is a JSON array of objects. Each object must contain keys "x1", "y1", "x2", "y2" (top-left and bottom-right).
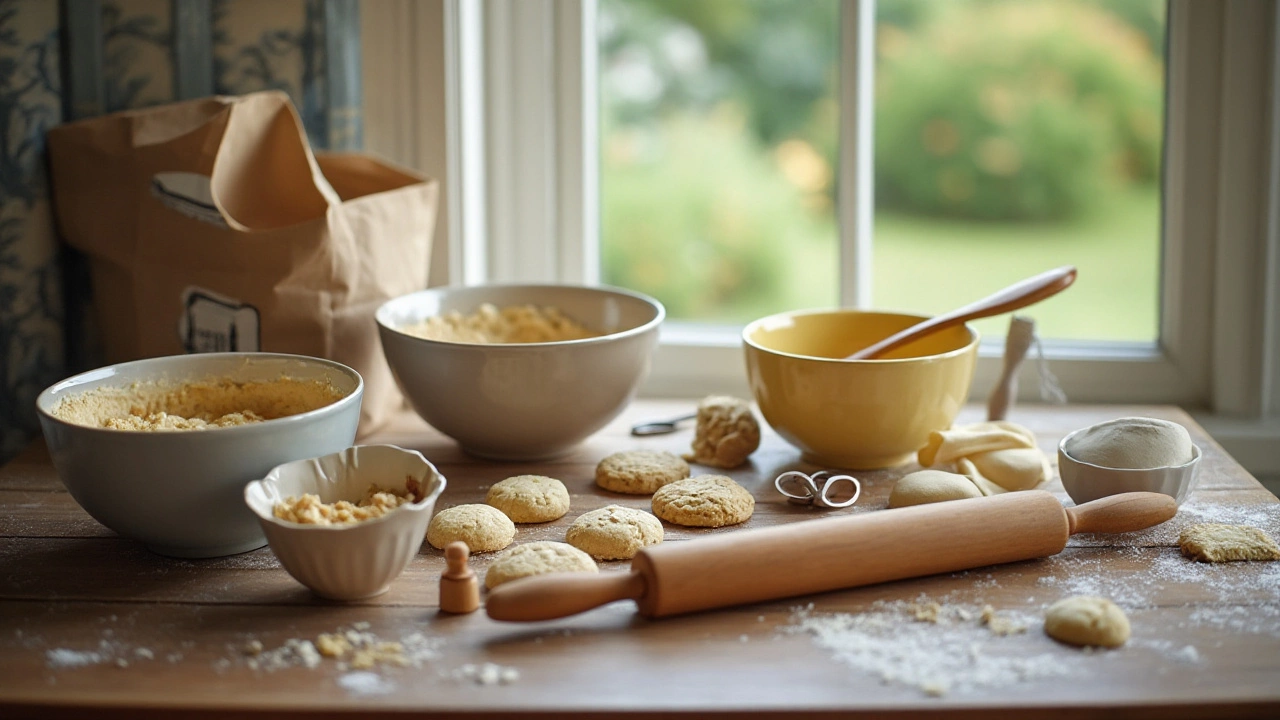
[{"x1": 2, "y1": 401, "x2": 1279, "y2": 719}]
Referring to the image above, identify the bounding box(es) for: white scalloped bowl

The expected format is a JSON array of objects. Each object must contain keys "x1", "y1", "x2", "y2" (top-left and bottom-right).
[{"x1": 244, "y1": 445, "x2": 447, "y2": 600}]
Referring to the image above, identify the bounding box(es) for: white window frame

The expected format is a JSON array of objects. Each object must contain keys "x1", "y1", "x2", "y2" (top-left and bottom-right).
[{"x1": 363, "y1": 0, "x2": 1280, "y2": 475}]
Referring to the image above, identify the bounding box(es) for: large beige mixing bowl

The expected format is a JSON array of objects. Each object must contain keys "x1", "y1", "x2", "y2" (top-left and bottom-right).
[{"x1": 744, "y1": 310, "x2": 978, "y2": 469}]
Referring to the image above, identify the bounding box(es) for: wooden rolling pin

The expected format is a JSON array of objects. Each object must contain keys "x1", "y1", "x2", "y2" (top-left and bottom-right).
[{"x1": 486, "y1": 490, "x2": 1175, "y2": 622}]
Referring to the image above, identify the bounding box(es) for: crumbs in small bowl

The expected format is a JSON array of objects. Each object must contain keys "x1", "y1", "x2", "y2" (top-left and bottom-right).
[
  {"x1": 274, "y1": 477, "x2": 425, "y2": 526},
  {"x1": 51, "y1": 377, "x2": 346, "y2": 432},
  {"x1": 399, "y1": 303, "x2": 600, "y2": 343}
]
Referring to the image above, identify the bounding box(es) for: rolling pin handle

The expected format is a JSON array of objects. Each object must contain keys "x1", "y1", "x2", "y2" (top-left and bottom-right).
[
  {"x1": 1066, "y1": 492, "x2": 1178, "y2": 535},
  {"x1": 486, "y1": 571, "x2": 648, "y2": 622}
]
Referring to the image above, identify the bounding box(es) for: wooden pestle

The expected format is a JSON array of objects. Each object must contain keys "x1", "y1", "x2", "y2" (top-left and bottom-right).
[{"x1": 486, "y1": 490, "x2": 1175, "y2": 622}]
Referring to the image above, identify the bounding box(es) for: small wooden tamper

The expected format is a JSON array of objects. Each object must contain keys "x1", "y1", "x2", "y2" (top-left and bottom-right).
[{"x1": 439, "y1": 541, "x2": 480, "y2": 614}]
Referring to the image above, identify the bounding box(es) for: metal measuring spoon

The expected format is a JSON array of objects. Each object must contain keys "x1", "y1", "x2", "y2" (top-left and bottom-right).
[{"x1": 630, "y1": 413, "x2": 696, "y2": 436}]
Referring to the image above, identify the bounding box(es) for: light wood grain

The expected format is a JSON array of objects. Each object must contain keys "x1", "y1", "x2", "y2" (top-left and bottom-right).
[{"x1": 2, "y1": 402, "x2": 1278, "y2": 719}]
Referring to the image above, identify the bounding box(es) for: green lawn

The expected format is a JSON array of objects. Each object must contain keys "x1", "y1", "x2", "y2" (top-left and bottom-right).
[{"x1": 785, "y1": 187, "x2": 1161, "y2": 343}]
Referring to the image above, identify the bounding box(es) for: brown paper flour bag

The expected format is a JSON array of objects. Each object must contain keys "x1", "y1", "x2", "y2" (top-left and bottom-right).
[{"x1": 46, "y1": 91, "x2": 437, "y2": 435}]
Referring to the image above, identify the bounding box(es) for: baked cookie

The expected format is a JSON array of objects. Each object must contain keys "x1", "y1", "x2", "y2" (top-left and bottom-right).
[
  {"x1": 426, "y1": 504, "x2": 516, "y2": 553},
  {"x1": 483, "y1": 541, "x2": 598, "y2": 590},
  {"x1": 683, "y1": 396, "x2": 761, "y2": 469},
  {"x1": 486, "y1": 475, "x2": 571, "y2": 523},
  {"x1": 596, "y1": 450, "x2": 690, "y2": 495},
  {"x1": 652, "y1": 475, "x2": 754, "y2": 528},
  {"x1": 1043, "y1": 596, "x2": 1130, "y2": 648},
  {"x1": 565, "y1": 504, "x2": 664, "y2": 560},
  {"x1": 1178, "y1": 523, "x2": 1280, "y2": 563}
]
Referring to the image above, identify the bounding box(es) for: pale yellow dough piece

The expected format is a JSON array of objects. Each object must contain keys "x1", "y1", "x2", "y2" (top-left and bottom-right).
[
  {"x1": 652, "y1": 475, "x2": 754, "y2": 528},
  {"x1": 596, "y1": 450, "x2": 691, "y2": 495},
  {"x1": 486, "y1": 475, "x2": 571, "y2": 523},
  {"x1": 426, "y1": 504, "x2": 516, "y2": 553},
  {"x1": 1178, "y1": 523, "x2": 1280, "y2": 563},
  {"x1": 484, "y1": 541, "x2": 598, "y2": 589},
  {"x1": 683, "y1": 396, "x2": 761, "y2": 469},
  {"x1": 566, "y1": 504, "x2": 664, "y2": 560},
  {"x1": 888, "y1": 470, "x2": 983, "y2": 508},
  {"x1": 1043, "y1": 596, "x2": 1130, "y2": 648},
  {"x1": 919, "y1": 420, "x2": 1049, "y2": 494}
]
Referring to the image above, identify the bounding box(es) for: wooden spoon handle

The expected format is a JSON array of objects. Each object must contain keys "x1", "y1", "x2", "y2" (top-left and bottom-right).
[
  {"x1": 1066, "y1": 492, "x2": 1177, "y2": 535},
  {"x1": 847, "y1": 265, "x2": 1077, "y2": 360},
  {"x1": 485, "y1": 571, "x2": 647, "y2": 622}
]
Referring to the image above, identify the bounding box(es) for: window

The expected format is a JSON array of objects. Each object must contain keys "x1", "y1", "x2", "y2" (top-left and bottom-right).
[{"x1": 361, "y1": 0, "x2": 1280, "y2": 473}]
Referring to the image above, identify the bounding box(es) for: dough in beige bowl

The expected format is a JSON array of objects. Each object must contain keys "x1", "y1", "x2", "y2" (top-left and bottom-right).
[
  {"x1": 426, "y1": 504, "x2": 515, "y2": 553},
  {"x1": 596, "y1": 450, "x2": 690, "y2": 495},
  {"x1": 484, "y1": 541, "x2": 598, "y2": 589},
  {"x1": 1043, "y1": 595, "x2": 1130, "y2": 648},
  {"x1": 486, "y1": 475, "x2": 570, "y2": 523},
  {"x1": 566, "y1": 504, "x2": 664, "y2": 560},
  {"x1": 887, "y1": 470, "x2": 981, "y2": 508},
  {"x1": 652, "y1": 475, "x2": 754, "y2": 528}
]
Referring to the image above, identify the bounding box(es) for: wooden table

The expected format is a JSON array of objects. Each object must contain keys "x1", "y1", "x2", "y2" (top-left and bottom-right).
[{"x1": 2, "y1": 401, "x2": 1278, "y2": 718}]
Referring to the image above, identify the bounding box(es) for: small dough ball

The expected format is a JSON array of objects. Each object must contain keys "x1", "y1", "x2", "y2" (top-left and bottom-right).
[
  {"x1": 484, "y1": 541, "x2": 598, "y2": 590},
  {"x1": 1044, "y1": 596, "x2": 1130, "y2": 648},
  {"x1": 1066, "y1": 417, "x2": 1193, "y2": 470},
  {"x1": 566, "y1": 504, "x2": 664, "y2": 560},
  {"x1": 485, "y1": 475, "x2": 570, "y2": 523},
  {"x1": 683, "y1": 396, "x2": 761, "y2": 469},
  {"x1": 652, "y1": 475, "x2": 754, "y2": 528},
  {"x1": 1179, "y1": 523, "x2": 1280, "y2": 562},
  {"x1": 596, "y1": 450, "x2": 690, "y2": 495},
  {"x1": 888, "y1": 470, "x2": 982, "y2": 508},
  {"x1": 426, "y1": 504, "x2": 516, "y2": 553}
]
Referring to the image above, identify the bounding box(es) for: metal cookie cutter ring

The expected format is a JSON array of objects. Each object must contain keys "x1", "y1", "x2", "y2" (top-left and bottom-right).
[{"x1": 774, "y1": 470, "x2": 861, "y2": 509}]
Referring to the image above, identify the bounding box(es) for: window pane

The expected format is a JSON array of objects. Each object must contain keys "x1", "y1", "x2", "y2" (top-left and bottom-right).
[
  {"x1": 874, "y1": 0, "x2": 1166, "y2": 343},
  {"x1": 598, "y1": 0, "x2": 840, "y2": 323}
]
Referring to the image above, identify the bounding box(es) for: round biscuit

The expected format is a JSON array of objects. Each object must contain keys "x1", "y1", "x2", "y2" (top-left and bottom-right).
[
  {"x1": 651, "y1": 475, "x2": 754, "y2": 528},
  {"x1": 565, "y1": 504, "x2": 664, "y2": 560},
  {"x1": 486, "y1": 474, "x2": 571, "y2": 523},
  {"x1": 426, "y1": 504, "x2": 515, "y2": 552},
  {"x1": 484, "y1": 541, "x2": 598, "y2": 590},
  {"x1": 596, "y1": 450, "x2": 690, "y2": 495}
]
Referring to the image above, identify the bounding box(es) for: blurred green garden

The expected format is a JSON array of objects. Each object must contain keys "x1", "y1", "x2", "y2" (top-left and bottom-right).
[{"x1": 598, "y1": 0, "x2": 1166, "y2": 342}]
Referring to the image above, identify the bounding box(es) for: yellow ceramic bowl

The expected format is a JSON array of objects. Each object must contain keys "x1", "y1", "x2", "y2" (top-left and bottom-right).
[{"x1": 743, "y1": 310, "x2": 979, "y2": 470}]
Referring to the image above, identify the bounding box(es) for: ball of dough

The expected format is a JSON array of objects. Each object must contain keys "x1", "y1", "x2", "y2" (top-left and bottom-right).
[
  {"x1": 652, "y1": 475, "x2": 754, "y2": 528},
  {"x1": 483, "y1": 541, "x2": 598, "y2": 590},
  {"x1": 1043, "y1": 596, "x2": 1130, "y2": 648},
  {"x1": 426, "y1": 504, "x2": 515, "y2": 553},
  {"x1": 566, "y1": 504, "x2": 664, "y2": 560},
  {"x1": 683, "y1": 396, "x2": 761, "y2": 469},
  {"x1": 888, "y1": 470, "x2": 982, "y2": 508},
  {"x1": 485, "y1": 475, "x2": 570, "y2": 523},
  {"x1": 1065, "y1": 417, "x2": 1193, "y2": 470},
  {"x1": 596, "y1": 450, "x2": 690, "y2": 495}
]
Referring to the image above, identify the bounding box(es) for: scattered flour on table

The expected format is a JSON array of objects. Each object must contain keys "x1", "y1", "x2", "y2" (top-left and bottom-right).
[
  {"x1": 45, "y1": 637, "x2": 157, "y2": 670},
  {"x1": 783, "y1": 598, "x2": 1066, "y2": 698},
  {"x1": 338, "y1": 671, "x2": 397, "y2": 696},
  {"x1": 236, "y1": 623, "x2": 444, "y2": 673},
  {"x1": 449, "y1": 662, "x2": 521, "y2": 686}
]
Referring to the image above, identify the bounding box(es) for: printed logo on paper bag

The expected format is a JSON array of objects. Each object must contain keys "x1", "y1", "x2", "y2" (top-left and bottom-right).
[
  {"x1": 179, "y1": 287, "x2": 261, "y2": 353},
  {"x1": 151, "y1": 172, "x2": 230, "y2": 228}
]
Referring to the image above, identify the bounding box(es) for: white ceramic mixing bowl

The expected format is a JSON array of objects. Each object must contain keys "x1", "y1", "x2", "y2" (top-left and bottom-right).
[
  {"x1": 36, "y1": 353, "x2": 363, "y2": 558},
  {"x1": 376, "y1": 284, "x2": 663, "y2": 460}
]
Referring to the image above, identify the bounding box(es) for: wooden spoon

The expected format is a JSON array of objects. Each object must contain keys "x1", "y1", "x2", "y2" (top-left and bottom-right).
[{"x1": 845, "y1": 265, "x2": 1077, "y2": 360}]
